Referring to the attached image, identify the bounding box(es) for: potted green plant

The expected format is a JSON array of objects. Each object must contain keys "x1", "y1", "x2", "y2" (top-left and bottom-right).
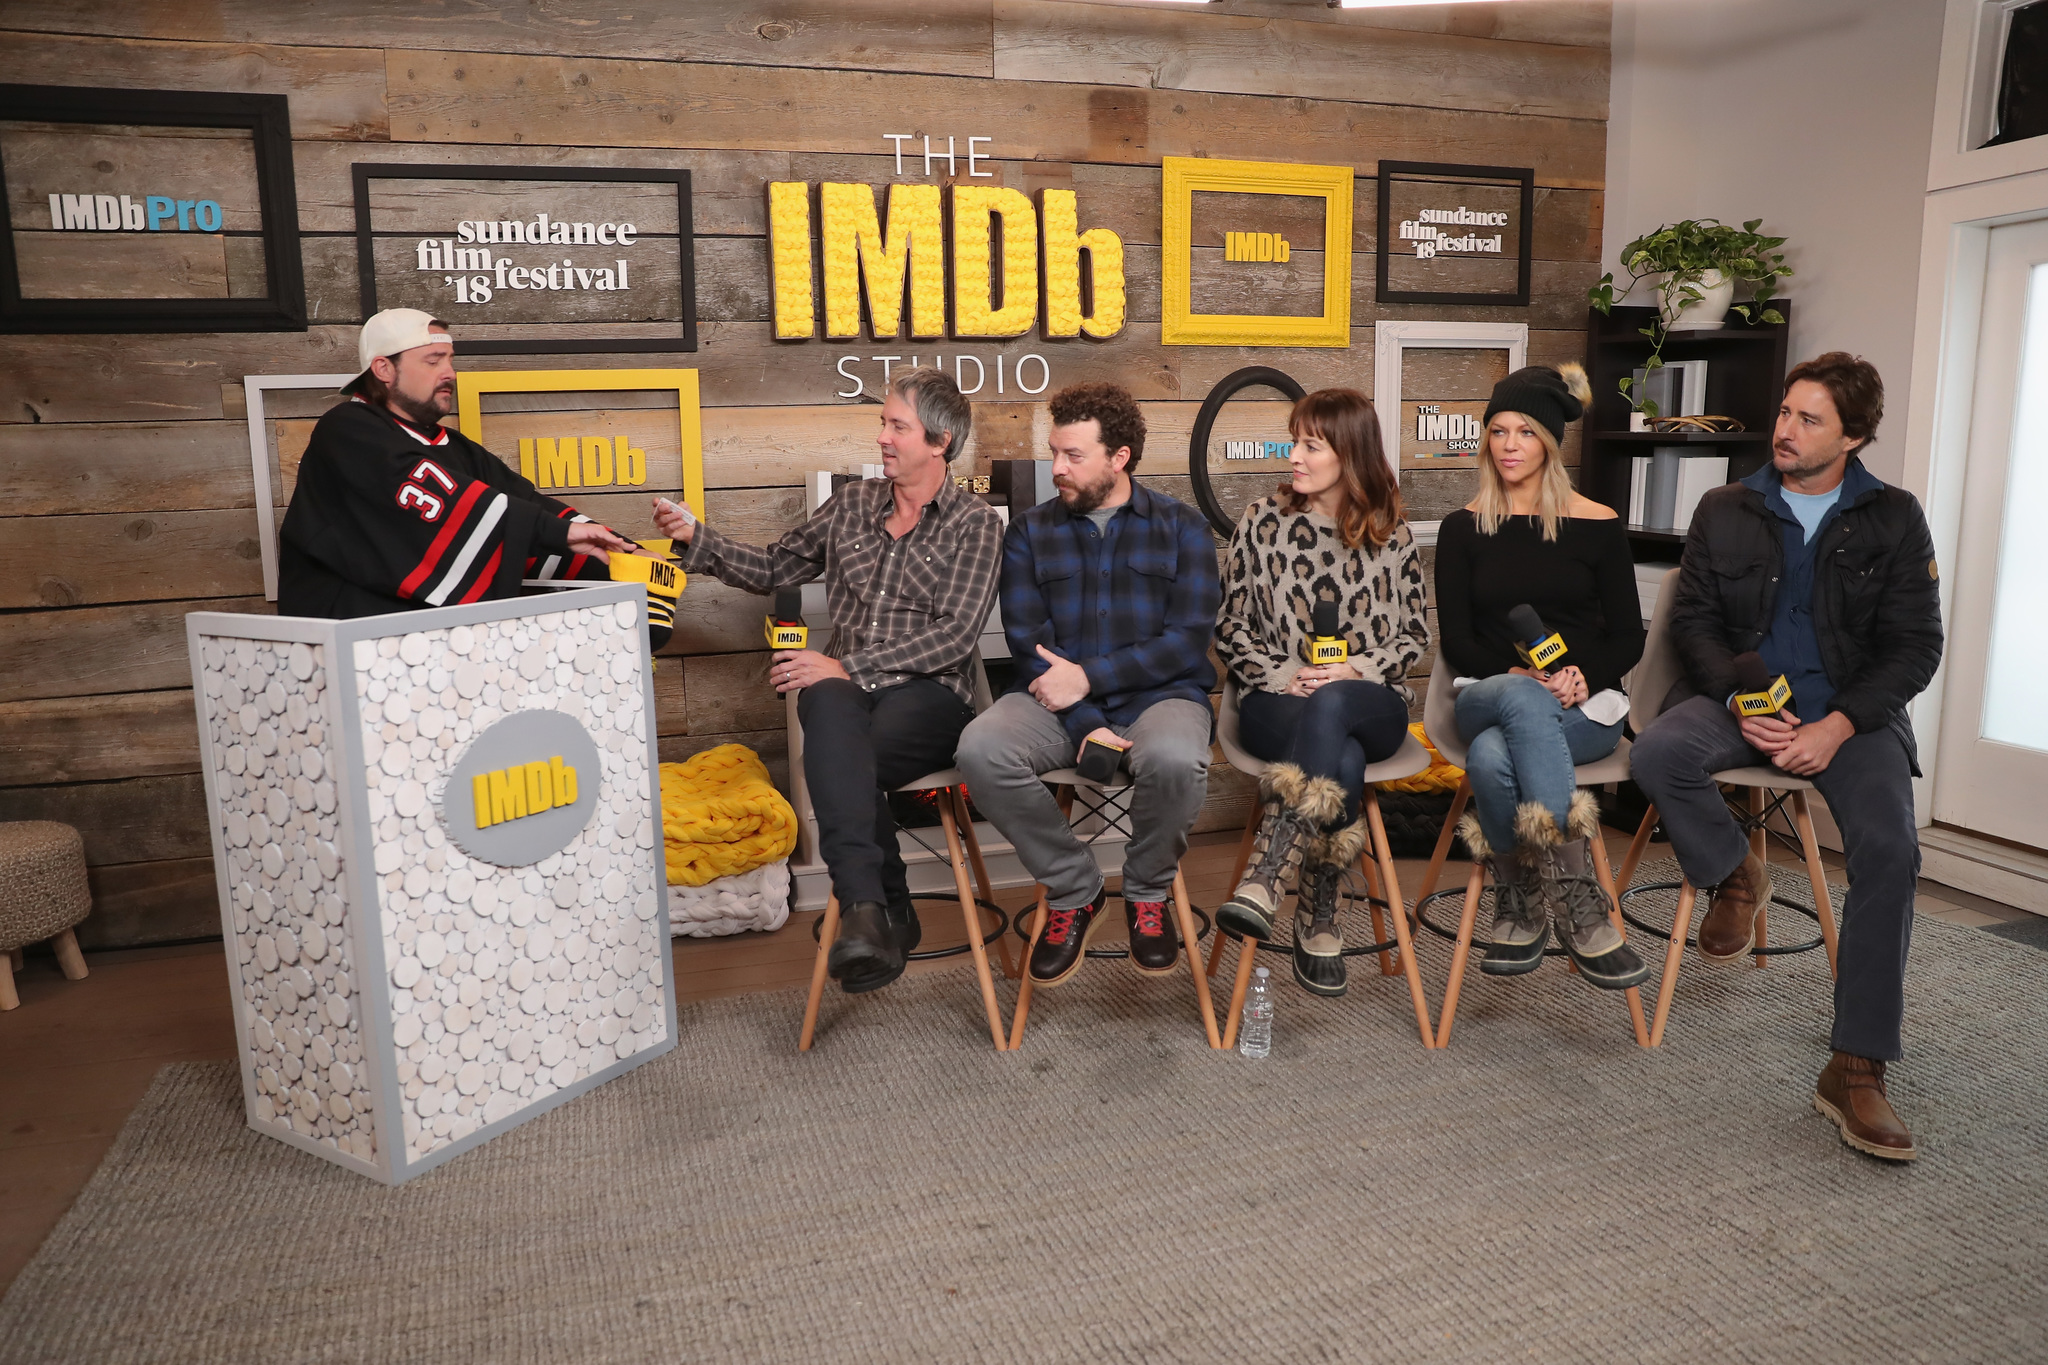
[{"x1": 1587, "y1": 218, "x2": 1791, "y2": 418}]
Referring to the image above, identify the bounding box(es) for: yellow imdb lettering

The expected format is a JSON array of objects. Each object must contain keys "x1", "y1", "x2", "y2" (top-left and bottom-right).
[
  {"x1": 1224, "y1": 232, "x2": 1291, "y2": 263},
  {"x1": 472, "y1": 756, "x2": 578, "y2": 829},
  {"x1": 1735, "y1": 676, "x2": 1793, "y2": 715},
  {"x1": 1517, "y1": 634, "x2": 1568, "y2": 671},
  {"x1": 517, "y1": 436, "x2": 648, "y2": 490},
  {"x1": 1309, "y1": 637, "x2": 1348, "y2": 666}
]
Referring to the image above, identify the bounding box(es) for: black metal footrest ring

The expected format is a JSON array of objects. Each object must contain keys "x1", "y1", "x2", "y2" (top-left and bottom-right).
[
  {"x1": 1413, "y1": 885, "x2": 1569, "y2": 958},
  {"x1": 809, "y1": 892, "x2": 1010, "y2": 962},
  {"x1": 1617, "y1": 881, "x2": 1827, "y2": 957}
]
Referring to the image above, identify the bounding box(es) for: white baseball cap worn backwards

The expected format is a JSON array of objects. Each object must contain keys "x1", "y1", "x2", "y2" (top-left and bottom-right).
[{"x1": 344, "y1": 308, "x2": 452, "y2": 392}]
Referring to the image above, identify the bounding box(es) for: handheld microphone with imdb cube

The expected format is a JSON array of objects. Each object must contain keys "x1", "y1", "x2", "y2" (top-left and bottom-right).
[
  {"x1": 1508, "y1": 604, "x2": 1569, "y2": 672},
  {"x1": 606, "y1": 537, "x2": 683, "y2": 652},
  {"x1": 1309, "y1": 597, "x2": 1348, "y2": 667},
  {"x1": 1730, "y1": 651, "x2": 1793, "y2": 718},
  {"x1": 765, "y1": 587, "x2": 808, "y2": 651}
]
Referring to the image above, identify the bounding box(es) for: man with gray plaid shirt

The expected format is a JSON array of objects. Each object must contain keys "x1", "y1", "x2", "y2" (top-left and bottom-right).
[{"x1": 652, "y1": 369, "x2": 1002, "y2": 994}]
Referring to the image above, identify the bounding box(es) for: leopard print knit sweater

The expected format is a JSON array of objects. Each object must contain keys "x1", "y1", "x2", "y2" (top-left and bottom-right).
[{"x1": 1215, "y1": 497, "x2": 1431, "y2": 702}]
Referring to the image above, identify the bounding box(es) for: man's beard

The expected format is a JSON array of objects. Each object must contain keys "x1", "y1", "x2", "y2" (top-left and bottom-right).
[
  {"x1": 391, "y1": 385, "x2": 454, "y2": 429},
  {"x1": 1775, "y1": 443, "x2": 1842, "y2": 480},
  {"x1": 1056, "y1": 468, "x2": 1119, "y2": 513}
]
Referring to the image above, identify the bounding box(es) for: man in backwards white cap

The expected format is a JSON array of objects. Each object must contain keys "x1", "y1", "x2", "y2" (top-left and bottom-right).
[{"x1": 278, "y1": 308, "x2": 638, "y2": 618}]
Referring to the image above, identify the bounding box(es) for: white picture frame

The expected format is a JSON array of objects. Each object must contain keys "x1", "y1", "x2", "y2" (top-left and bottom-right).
[
  {"x1": 1373, "y1": 320, "x2": 1527, "y2": 545},
  {"x1": 245, "y1": 373, "x2": 357, "y2": 600}
]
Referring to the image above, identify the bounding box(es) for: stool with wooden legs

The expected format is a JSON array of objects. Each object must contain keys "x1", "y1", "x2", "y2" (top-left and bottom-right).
[
  {"x1": 1210, "y1": 683, "x2": 1439, "y2": 1050},
  {"x1": 792, "y1": 659, "x2": 1015, "y2": 1052},
  {"x1": 1611, "y1": 568, "x2": 1840, "y2": 1047},
  {"x1": 1006, "y1": 771, "x2": 1223, "y2": 1050},
  {"x1": 1412, "y1": 654, "x2": 1650, "y2": 1048},
  {"x1": 0, "y1": 821, "x2": 93, "y2": 1011}
]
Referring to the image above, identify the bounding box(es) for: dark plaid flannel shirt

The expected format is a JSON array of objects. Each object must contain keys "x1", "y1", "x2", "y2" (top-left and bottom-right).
[
  {"x1": 676, "y1": 475, "x2": 1002, "y2": 704},
  {"x1": 1001, "y1": 479, "x2": 1221, "y2": 746}
]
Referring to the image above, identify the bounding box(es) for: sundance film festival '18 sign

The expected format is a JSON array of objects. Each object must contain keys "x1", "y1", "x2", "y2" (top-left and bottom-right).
[{"x1": 352, "y1": 164, "x2": 695, "y2": 355}]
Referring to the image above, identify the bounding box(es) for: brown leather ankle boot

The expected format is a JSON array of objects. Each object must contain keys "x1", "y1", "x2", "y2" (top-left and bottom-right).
[
  {"x1": 1698, "y1": 850, "x2": 1769, "y2": 961},
  {"x1": 1814, "y1": 1051, "x2": 1917, "y2": 1161}
]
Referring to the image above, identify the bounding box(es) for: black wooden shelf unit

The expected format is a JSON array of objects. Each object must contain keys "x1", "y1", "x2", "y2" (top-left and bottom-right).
[{"x1": 1580, "y1": 300, "x2": 1792, "y2": 561}]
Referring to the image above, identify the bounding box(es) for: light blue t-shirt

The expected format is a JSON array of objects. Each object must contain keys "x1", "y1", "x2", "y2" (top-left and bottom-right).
[{"x1": 1780, "y1": 485, "x2": 1843, "y2": 544}]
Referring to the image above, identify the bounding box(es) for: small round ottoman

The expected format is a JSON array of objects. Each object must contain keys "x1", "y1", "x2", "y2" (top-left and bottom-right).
[{"x1": 0, "y1": 821, "x2": 92, "y2": 1010}]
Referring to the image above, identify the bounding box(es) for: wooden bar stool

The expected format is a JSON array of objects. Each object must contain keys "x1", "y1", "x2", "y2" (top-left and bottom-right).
[
  {"x1": 1412, "y1": 655, "x2": 1650, "y2": 1048},
  {"x1": 793, "y1": 659, "x2": 1014, "y2": 1052},
  {"x1": 1611, "y1": 568, "x2": 1840, "y2": 1047},
  {"x1": 0, "y1": 821, "x2": 92, "y2": 1011},
  {"x1": 1210, "y1": 683, "x2": 1439, "y2": 1050},
  {"x1": 1007, "y1": 770, "x2": 1223, "y2": 1050}
]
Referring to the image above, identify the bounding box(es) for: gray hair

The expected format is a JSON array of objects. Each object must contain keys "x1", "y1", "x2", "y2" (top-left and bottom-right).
[{"x1": 888, "y1": 367, "x2": 971, "y2": 462}]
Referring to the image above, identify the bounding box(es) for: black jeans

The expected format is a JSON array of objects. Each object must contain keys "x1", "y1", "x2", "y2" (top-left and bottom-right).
[
  {"x1": 1630, "y1": 695, "x2": 1919, "y2": 1061},
  {"x1": 797, "y1": 677, "x2": 975, "y2": 910},
  {"x1": 1238, "y1": 681, "x2": 1413, "y2": 826}
]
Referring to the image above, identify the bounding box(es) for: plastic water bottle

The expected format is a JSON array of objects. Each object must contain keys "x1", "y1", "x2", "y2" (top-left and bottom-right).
[{"x1": 1239, "y1": 966, "x2": 1273, "y2": 1059}]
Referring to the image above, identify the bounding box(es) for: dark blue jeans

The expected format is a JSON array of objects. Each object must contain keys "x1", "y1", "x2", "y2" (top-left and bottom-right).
[{"x1": 1237, "y1": 681, "x2": 1413, "y2": 827}]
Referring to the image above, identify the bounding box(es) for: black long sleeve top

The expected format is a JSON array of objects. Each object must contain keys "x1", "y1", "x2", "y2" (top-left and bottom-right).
[{"x1": 1433, "y1": 510, "x2": 1646, "y2": 697}]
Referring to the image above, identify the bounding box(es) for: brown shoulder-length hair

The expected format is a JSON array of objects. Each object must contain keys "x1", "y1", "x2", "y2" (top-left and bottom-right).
[{"x1": 1280, "y1": 387, "x2": 1402, "y2": 550}]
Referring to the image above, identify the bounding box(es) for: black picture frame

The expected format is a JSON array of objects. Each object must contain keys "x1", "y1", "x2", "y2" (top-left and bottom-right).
[
  {"x1": 1186, "y1": 365, "x2": 1306, "y2": 538},
  {"x1": 352, "y1": 163, "x2": 696, "y2": 355},
  {"x1": 1375, "y1": 160, "x2": 1534, "y2": 308},
  {"x1": 0, "y1": 84, "x2": 306, "y2": 333}
]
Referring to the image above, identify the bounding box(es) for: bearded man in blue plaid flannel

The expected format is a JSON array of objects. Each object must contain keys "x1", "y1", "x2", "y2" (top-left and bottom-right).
[{"x1": 958, "y1": 382, "x2": 1222, "y2": 987}]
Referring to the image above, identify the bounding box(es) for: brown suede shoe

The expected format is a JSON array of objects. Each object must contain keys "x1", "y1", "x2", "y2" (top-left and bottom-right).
[
  {"x1": 1814, "y1": 1052, "x2": 1918, "y2": 1161},
  {"x1": 1697, "y1": 851, "x2": 1770, "y2": 961}
]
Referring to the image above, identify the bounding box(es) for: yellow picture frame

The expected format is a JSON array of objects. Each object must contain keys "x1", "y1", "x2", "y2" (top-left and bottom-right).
[
  {"x1": 1160, "y1": 156, "x2": 1354, "y2": 348},
  {"x1": 454, "y1": 368, "x2": 706, "y2": 522}
]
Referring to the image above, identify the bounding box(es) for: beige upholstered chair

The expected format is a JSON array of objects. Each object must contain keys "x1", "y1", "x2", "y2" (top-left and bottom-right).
[
  {"x1": 1004, "y1": 758, "x2": 1225, "y2": 1050},
  {"x1": 794, "y1": 654, "x2": 1013, "y2": 1052},
  {"x1": 1414, "y1": 652, "x2": 1648, "y2": 1047},
  {"x1": 1198, "y1": 680, "x2": 1437, "y2": 1050},
  {"x1": 1619, "y1": 567, "x2": 1840, "y2": 1046}
]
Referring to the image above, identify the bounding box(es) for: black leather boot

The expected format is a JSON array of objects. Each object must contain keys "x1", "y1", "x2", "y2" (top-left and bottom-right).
[{"x1": 828, "y1": 900, "x2": 907, "y2": 994}]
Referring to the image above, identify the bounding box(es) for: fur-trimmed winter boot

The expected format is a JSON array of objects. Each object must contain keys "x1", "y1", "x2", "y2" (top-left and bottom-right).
[
  {"x1": 1218, "y1": 763, "x2": 1345, "y2": 942},
  {"x1": 1458, "y1": 811, "x2": 1548, "y2": 975},
  {"x1": 1537, "y1": 791, "x2": 1650, "y2": 991},
  {"x1": 1291, "y1": 817, "x2": 1365, "y2": 998}
]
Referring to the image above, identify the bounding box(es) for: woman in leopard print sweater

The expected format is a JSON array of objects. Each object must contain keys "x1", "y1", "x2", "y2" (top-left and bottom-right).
[{"x1": 1213, "y1": 388, "x2": 1429, "y2": 997}]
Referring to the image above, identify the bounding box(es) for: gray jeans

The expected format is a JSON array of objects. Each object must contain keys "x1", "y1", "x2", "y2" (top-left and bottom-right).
[
  {"x1": 956, "y1": 693, "x2": 1212, "y2": 909},
  {"x1": 1630, "y1": 694, "x2": 1919, "y2": 1061}
]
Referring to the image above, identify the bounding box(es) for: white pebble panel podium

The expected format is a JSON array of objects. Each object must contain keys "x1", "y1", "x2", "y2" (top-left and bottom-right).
[{"x1": 186, "y1": 584, "x2": 675, "y2": 1185}]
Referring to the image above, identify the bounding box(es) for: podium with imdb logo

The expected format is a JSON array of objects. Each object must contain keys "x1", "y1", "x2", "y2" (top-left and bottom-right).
[{"x1": 185, "y1": 584, "x2": 675, "y2": 1185}]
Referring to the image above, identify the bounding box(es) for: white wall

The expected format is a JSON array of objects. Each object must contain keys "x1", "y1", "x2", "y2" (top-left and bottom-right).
[{"x1": 1604, "y1": 0, "x2": 1947, "y2": 484}]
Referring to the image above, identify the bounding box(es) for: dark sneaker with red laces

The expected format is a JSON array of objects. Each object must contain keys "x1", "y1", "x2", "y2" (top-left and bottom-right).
[
  {"x1": 1125, "y1": 896, "x2": 1181, "y2": 975},
  {"x1": 1028, "y1": 885, "x2": 1108, "y2": 987}
]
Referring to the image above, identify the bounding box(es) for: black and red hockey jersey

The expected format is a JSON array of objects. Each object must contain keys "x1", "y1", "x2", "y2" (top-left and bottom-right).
[{"x1": 278, "y1": 398, "x2": 606, "y2": 619}]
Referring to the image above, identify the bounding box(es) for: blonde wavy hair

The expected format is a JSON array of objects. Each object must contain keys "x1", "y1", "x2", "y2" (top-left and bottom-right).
[{"x1": 1470, "y1": 362, "x2": 1590, "y2": 542}]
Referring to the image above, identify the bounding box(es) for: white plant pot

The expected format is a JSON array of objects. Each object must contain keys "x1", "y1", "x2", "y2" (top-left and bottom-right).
[{"x1": 1659, "y1": 269, "x2": 1737, "y2": 331}]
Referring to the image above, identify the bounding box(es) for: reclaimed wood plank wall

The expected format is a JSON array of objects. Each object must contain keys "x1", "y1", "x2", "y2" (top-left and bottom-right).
[{"x1": 0, "y1": 0, "x2": 1609, "y2": 947}]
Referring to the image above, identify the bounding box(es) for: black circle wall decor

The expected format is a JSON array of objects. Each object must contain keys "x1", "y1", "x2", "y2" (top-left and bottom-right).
[{"x1": 1186, "y1": 365, "x2": 1307, "y2": 537}]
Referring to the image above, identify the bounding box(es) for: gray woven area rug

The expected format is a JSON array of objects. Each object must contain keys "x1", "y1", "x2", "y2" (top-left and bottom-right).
[{"x1": 5, "y1": 862, "x2": 2046, "y2": 1364}]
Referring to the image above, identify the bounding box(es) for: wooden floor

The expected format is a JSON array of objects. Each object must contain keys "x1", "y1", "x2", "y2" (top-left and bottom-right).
[{"x1": 1, "y1": 824, "x2": 2030, "y2": 1295}]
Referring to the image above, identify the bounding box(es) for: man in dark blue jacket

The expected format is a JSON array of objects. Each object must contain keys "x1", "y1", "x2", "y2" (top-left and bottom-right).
[
  {"x1": 1633, "y1": 353, "x2": 1943, "y2": 1161},
  {"x1": 957, "y1": 382, "x2": 1221, "y2": 987}
]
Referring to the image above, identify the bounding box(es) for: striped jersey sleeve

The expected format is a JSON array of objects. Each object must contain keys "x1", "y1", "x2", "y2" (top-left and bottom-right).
[{"x1": 279, "y1": 400, "x2": 578, "y2": 612}]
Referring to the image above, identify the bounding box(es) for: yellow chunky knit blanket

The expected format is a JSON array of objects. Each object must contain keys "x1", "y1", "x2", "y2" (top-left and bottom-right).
[
  {"x1": 658, "y1": 745, "x2": 799, "y2": 887},
  {"x1": 1372, "y1": 723, "x2": 1465, "y2": 795}
]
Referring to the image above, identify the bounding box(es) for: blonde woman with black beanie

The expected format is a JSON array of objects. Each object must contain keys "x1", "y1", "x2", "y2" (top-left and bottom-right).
[{"x1": 1433, "y1": 363, "x2": 1649, "y2": 990}]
